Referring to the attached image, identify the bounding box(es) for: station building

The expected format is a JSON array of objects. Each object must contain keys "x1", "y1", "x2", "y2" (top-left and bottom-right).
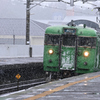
[
  {"x1": 0, "y1": 18, "x2": 50, "y2": 58},
  {"x1": 0, "y1": 18, "x2": 50, "y2": 45}
]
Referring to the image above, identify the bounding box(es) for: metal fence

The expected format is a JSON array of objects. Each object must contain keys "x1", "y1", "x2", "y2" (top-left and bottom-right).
[{"x1": 0, "y1": 36, "x2": 25, "y2": 45}]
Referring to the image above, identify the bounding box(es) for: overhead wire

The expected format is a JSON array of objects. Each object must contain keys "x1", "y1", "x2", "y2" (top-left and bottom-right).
[
  {"x1": 29, "y1": 0, "x2": 98, "y2": 15},
  {"x1": 29, "y1": 0, "x2": 97, "y2": 10},
  {"x1": 29, "y1": 0, "x2": 99, "y2": 10},
  {"x1": 61, "y1": 0, "x2": 97, "y2": 10},
  {"x1": 29, "y1": 0, "x2": 46, "y2": 10},
  {"x1": 38, "y1": 3, "x2": 96, "y2": 15}
]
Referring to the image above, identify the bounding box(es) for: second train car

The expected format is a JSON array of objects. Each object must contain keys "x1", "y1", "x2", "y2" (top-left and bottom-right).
[{"x1": 43, "y1": 25, "x2": 100, "y2": 80}]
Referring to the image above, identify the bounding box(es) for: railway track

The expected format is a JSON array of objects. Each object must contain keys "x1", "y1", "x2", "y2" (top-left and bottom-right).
[{"x1": 0, "y1": 78, "x2": 46, "y2": 95}]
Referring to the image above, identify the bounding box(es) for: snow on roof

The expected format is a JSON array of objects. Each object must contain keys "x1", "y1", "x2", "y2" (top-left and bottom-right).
[
  {"x1": 0, "y1": 18, "x2": 50, "y2": 36},
  {"x1": 63, "y1": 16, "x2": 97, "y2": 23}
]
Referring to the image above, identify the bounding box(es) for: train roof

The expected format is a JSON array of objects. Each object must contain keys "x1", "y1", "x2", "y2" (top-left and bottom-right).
[{"x1": 45, "y1": 25, "x2": 97, "y2": 37}]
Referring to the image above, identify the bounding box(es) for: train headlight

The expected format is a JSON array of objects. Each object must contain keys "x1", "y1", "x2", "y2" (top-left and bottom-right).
[
  {"x1": 48, "y1": 49, "x2": 53, "y2": 55},
  {"x1": 84, "y1": 51, "x2": 89, "y2": 57}
]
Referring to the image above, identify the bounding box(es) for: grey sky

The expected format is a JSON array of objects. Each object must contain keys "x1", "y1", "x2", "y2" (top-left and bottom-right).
[{"x1": 0, "y1": 0, "x2": 100, "y2": 20}]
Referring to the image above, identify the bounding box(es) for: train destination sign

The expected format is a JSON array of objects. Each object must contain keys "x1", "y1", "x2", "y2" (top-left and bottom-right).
[{"x1": 63, "y1": 28, "x2": 76, "y2": 35}]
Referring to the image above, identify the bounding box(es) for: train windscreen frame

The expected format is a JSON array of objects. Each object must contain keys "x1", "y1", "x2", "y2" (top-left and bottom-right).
[
  {"x1": 78, "y1": 37, "x2": 96, "y2": 47},
  {"x1": 62, "y1": 35, "x2": 75, "y2": 46},
  {"x1": 45, "y1": 34, "x2": 60, "y2": 45}
]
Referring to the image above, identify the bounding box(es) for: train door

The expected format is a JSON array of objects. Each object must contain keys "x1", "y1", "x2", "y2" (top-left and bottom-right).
[{"x1": 60, "y1": 34, "x2": 77, "y2": 71}]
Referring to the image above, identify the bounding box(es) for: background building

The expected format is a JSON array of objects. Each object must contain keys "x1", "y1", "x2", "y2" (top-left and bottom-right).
[{"x1": 0, "y1": 18, "x2": 50, "y2": 45}]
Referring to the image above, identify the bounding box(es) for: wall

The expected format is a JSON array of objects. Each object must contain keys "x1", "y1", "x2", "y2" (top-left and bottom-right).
[
  {"x1": 32, "y1": 45, "x2": 44, "y2": 57},
  {"x1": 30, "y1": 36, "x2": 44, "y2": 45},
  {"x1": 0, "y1": 45, "x2": 44, "y2": 58},
  {"x1": 0, "y1": 35, "x2": 25, "y2": 45}
]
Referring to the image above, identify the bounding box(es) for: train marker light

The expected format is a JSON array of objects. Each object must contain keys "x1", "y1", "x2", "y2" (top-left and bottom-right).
[
  {"x1": 48, "y1": 49, "x2": 53, "y2": 55},
  {"x1": 84, "y1": 62, "x2": 87, "y2": 65},
  {"x1": 49, "y1": 59, "x2": 52, "y2": 63},
  {"x1": 84, "y1": 51, "x2": 89, "y2": 57}
]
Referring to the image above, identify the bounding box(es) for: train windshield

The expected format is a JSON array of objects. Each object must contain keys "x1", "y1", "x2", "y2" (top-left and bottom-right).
[
  {"x1": 78, "y1": 37, "x2": 96, "y2": 47},
  {"x1": 45, "y1": 34, "x2": 60, "y2": 45},
  {"x1": 63, "y1": 35, "x2": 75, "y2": 46}
]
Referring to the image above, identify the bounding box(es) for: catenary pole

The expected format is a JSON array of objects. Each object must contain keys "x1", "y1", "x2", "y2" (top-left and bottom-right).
[{"x1": 26, "y1": 0, "x2": 30, "y2": 45}]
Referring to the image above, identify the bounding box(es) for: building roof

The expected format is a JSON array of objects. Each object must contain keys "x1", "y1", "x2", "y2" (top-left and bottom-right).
[
  {"x1": 63, "y1": 16, "x2": 97, "y2": 23},
  {"x1": 0, "y1": 18, "x2": 50, "y2": 36}
]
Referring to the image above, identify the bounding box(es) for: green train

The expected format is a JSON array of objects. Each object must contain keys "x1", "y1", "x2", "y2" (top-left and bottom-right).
[{"x1": 43, "y1": 24, "x2": 100, "y2": 80}]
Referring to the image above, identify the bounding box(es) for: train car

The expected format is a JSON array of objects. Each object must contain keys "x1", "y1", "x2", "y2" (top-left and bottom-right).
[{"x1": 43, "y1": 24, "x2": 100, "y2": 80}]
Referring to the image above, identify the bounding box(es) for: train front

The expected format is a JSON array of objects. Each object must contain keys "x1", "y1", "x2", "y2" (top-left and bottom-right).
[
  {"x1": 43, "y1": 26, "x2": 77, "y2": 78},
  {"x1": 76, "y1": 28, "x2": 97, "y2": 74},
  {"x1": 43, "y1": 26, "x2": 62, "y2": 75},
  {"x1": 43, "y1": 26, "x2": 97, "y2": 79},
  {"x1": 61, "y1": 27, "x2": 97, "y2": 74}
]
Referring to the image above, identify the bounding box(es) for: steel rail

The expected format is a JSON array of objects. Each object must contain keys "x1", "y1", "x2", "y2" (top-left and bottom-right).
[{"x1": 0, "y1": 78, "x2": 46, "y2": 95}]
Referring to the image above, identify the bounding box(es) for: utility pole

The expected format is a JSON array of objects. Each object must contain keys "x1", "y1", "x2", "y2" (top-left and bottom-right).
[
  {"x1": 26, "y1": 0, "x2": 30, "y2": 45},
  {"x1": 26, "y1": 0, "x2": 33, "y2": 57},
  {"x1": 70, "y1": 0, "x2": 74, "y2": 6}
]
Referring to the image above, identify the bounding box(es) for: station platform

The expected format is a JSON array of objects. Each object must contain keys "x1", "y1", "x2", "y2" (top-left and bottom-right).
[
  {"x1": 0, "y1": 57, "x2": 43, "y2": 66},
  {"x1": 1, "y1": 71, "x2": 100, "y2": 100},
  {"x1": 0, "y1": 57, "x2": 44, "y2": 85}
]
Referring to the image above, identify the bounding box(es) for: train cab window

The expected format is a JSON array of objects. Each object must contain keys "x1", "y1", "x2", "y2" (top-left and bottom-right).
[
  {"x1": 63, "y1": 35, "x2": 75, "y2": 46},
  {"x1": 45, "y1": 34, "x2": 60, "y2": 45},
  {"x1": 78, "y1": 37, "x2": 96, "y2": 47}
]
